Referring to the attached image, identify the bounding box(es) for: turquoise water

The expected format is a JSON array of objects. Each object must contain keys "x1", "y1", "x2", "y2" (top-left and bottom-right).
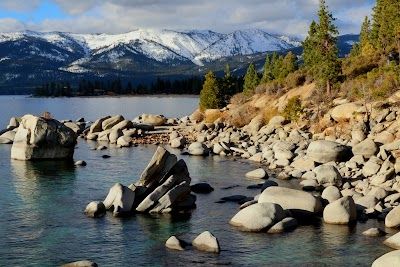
[{"x1": 0, "y1": 96, "x2": 393, "y2": 266}]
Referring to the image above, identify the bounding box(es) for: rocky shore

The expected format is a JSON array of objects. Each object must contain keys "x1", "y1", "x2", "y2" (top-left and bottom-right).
[{"x1": 3, "y1": 97, "x2": 400, "y2": 265}]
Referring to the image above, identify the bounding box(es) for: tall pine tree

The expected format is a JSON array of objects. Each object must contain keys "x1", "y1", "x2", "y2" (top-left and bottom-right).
[
  {"x1": 243, "y1": 63, "x2": 260, "y2": 96},
  {"x1": 302, "y1": 20, "x2": 319, "y2": 76},
  {"x1": 261, "y1": 54, "x2": 273, "y2": 83}
]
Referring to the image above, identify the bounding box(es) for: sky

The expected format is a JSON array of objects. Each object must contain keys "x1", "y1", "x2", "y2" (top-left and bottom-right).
[{"x1": 0, "y1": 0, "x2": 375, "y2": 37}]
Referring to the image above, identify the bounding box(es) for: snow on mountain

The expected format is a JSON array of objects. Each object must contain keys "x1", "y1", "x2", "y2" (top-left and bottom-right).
[{"x1": 0, "y1": 28, "x2": 300, "y2": 69}]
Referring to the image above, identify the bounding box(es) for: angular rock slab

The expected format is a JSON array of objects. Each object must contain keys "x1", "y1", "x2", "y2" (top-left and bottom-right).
[{"x1": 103, "y1": 183, "x2": 136, "y2": 216}]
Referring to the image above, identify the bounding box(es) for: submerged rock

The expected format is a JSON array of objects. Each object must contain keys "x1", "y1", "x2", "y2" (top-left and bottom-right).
[
  {"x1": 11, "y1": 114, "x2": 77, "y2": 160},
  {"x1": 84, "y1": 201, "x2": 106, "y2": 218},
  {"x1": 61, "y1": 260, "x2": 97, "y2": 267},
  {"x1": 191, "y1": 183, "x2": 214, "y2": 194},
  {"x1": 362, "y1": 228, "x2": 386, "y2": 237}
]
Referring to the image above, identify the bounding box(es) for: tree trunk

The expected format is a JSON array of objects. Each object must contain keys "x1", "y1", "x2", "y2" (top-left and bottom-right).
[{"x1": 326, "y1": 81, "x2": 331, "y2": 96}]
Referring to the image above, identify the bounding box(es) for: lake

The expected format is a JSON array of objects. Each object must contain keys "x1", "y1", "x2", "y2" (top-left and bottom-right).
[{"x1": 0, "y1": 95, "x2": 392, "y2": 266}]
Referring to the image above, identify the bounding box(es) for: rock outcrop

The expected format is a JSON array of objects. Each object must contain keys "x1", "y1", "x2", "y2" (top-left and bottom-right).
[{"x1": 11, "y1": 114, "x2": 77, "y2": 160}]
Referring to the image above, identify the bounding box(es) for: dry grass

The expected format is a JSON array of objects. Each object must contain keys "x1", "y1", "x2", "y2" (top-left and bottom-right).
[
  {"x1": 190, "y1": 109, "x2": 204, "y2": 122},
  {"x1": 204, "y1": 109, "x2": 223, "y2": 123},
  {"x1": 223, "y1": 104, "x2": 259, "y2": 128},
  {"x1": 230, "y1": 92, "x2": 248, "y2": 105},
  {"x1": 262, "y1": 107, "x2": 279, "y2": 124}
]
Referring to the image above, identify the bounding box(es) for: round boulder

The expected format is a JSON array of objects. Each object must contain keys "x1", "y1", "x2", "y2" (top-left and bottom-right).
[
  {"x1": 245, "y1": 168, "x2": 267, "y2": 179},
  {"x1": 385, "y1": 206, "x2": 400, "y2": 228},
  {"x1": 188, "y1": 142, "x2": 208, "y2": 156},
  {"x1": 323, "y1": 196, "x2": 357, "y2": 225},
  {"x1": 372, "y1": 250, "x2": 400, "y2": 267},
  {"x1": 84, "y1": 201, "x2": 106, "y2": 218},
  {"x1": 321, "y1": 186, "x2": 342, "y2": 203},
  {"x1": 314, "y1": 165, "x2": 342, "y2": 187},
  {"x1": 306, "y1": 140, "x2": 352, "y2": 164},
  {"x1": 229, "y1": 202, "x2": 286, "y2": 232},
  {"x1": 352, "y1": 139, "x2": 378, "y2": 158}
]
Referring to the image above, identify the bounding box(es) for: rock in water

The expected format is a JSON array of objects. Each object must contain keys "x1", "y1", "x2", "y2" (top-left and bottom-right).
[
  {"x1": 229, "y1": 202, "x2": 286, "y2": 232},
  {"x1": 165, "y1": 236, "x2": 185, "y2": 251},
  {"x1": 372, "y1": 250, "x2": 400, "y2": 267},
  {"x1": 384, "y1": 232, "x2": 400, "y2": 249},
  {"x1": 140, "y1": 114, "x2": 167, "y2": 126},
  {"x1": 385, "y1": 206, "x2": 400, "y2": 228},
  {"x1": 306, "y1": 140, "x2": 352, "y2": 163},
  {"x1": 191, "y1": 183, "x2": 214, "y2": 194},
  {"x1": 258, "y1": 187, "x2": 322, "y2": 216},
  {"x1": 267, "y1": 217, "x2": 298, "y2": 234},
  {"x1": 61, "y1": 260, "x2": 97, "y2": 267},
  {"x1": 84, "y1": 201, "x2": 106, "y2": 218},
  {"x1": 323, "y1": 196, "x2": 356, "y2": 225},
  {"x1": 11, "y1": 114, "x2": 77, "y2": 160},
  {"x1": 103, "y1": 183, "x2": 136, "y2": 216},
  {"x1": 192, "y1": 231, "x2": 220, "y2": 253},
  {"x1": 362, "y1": 228, "x2": 386, "y2": 237},
  {"x1": 188, "y1": 142, "x2": 208, "y2": 156},
  {"x1": 245, "y1": 168, "x2": 267, "y2": 179},
  {"x1": 321, "y1": 186, "x2": 342, "y2": 203}
]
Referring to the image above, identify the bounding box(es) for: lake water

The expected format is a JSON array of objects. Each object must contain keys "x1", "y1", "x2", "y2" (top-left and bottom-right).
[{"x1": 0, "y1": 96, "x2": 393, "y2": 266}]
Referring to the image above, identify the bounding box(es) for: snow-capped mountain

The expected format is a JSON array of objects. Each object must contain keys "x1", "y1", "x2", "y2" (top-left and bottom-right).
[{"x1": 0, "y1": 28, "x2": 302, "y2": 92}]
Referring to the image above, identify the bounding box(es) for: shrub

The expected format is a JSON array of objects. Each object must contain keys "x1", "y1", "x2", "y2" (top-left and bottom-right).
[
  {"x1": 229, "y1": 92, "x2": 248, "y2": 105},
  {"x1": 342, "y1": 53, "x2": 380, "y2": 79},
  {"x1": 285, "y1": 69, "x2": 306, "y2": 89},
  {"x1": 283, "y1": 96, "x2": 303, "y2": 122},
  {"x1": 204, "y1": 109, "x2": 223, "y2": 123},
  {"x1": 262, "y1": 107, "x2": 279, "y2": 124}
]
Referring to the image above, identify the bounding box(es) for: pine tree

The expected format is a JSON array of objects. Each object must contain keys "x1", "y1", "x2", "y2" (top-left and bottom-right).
[
  {"x1": 243, "y1": 63, "x2": 260, "y2": 96},
  {"x1": 199, "y1": 71, "x2": 223, "y2": 110},
  {"x1": 360, "y1": 16, "x2": 372, "y2": 48},
  {"x1": 315, "y1": 0, "x2": 340, "y2": 95},
  {"x1": 261, "y1": 54, "x2": 273, "y2": 83},
  {"x1": 302, "y1": 20, "x2": 320, "y2": 76},
  {"x1": 372, "y1": 0, "x2": 400, "y2": 57},
  {"x1": 280, "y1": 52, "x2": 297, "y2": 79}
]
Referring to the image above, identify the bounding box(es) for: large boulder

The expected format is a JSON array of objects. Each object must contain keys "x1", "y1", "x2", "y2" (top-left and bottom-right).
[
  {"x1": 314, "y1": 165, "x2": 342, "y2": 187},
  {"x1": 89, "y1": 116, "x2": 110, "y2": 134},
  {"x1": 11, "y1": 115, "x2": 77, "y2": 160},
  {"x1": 258, "y1": 187, "x2": 322, "y2": 216},
  {"x1": 385, "y1": 206, "x2": 400, "y2": 228},
  {"x1": 140, "y1": 114, "x2": 167, "y2": 126},
  {"x1": 384, "y1": 232, "x2": 400, "y2": 249},
  {"x1": 165, "y1": 236, "x2": 185, "y2": 251},
  {"x1": 103, "y1": 183, "x2": 136, "y2": 216},
  {"x1": 306, "y1": 140, "x2": 352, "y2": 163},
  {"x1": 352, "y1": 139, "x2": 378, "y2": 158},
  {"x1": 229, "y1": 202, "x2": 286, "y2": 232},
  {"x1": 188, "y1": 142, "x2": 208, "y2": 156},
  {"x1": 323, "y1": 196, "x2": 357, "y2": 225},
  {"x1": 192, "y1": 231, "x2": 220, "y2": 253},
  {"x1": 372, "y1": 250, "x2": 400, "y2": 267},
  {"x1": 330, "y1": 103, "x2": 360, "y2": 122}
]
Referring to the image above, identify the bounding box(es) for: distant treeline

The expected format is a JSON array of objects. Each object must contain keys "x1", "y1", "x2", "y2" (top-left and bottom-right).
[{"x1": 33, "y1": 76, "x2": 206, "y2": 97}]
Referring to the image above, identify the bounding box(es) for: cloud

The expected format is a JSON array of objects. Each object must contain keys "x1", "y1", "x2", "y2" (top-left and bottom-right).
[
  {"x1": 0, "y1": 0, "x2": 41, "y2": 12},
  {"x1": 0, "y1": 0, "x2": 375, "y2": 37},
  {"x1": 0, "y1": 18, "x2": 26, "y2": 32}
]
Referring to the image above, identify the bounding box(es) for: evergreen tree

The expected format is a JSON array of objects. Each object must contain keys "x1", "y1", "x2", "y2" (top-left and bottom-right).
[
  {"x1": 261, "y1": 54, "x2": 273, "y2": 83},
  {"x1": 303, "y1": 20, "x2": 319, "y2": 75},
  {"x1": 243, "y1": 63, "x2": 260, "y2": 96},
  {"x1": 372, "y1": 0, "x2": 400, "y2": 57},
  {"x1": 280, "y1": 52, "x2": 297, "y2": 79},
  {"x1": 360, "y1": 16, "x2": 372, "y2": 48},
  {"x1": 199, "y1": 71, "x2": 223, "y2": 110}
]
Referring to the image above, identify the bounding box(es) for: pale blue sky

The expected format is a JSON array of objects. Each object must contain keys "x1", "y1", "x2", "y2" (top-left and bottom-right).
[{"x1": 0, "y1": 0, "x2": 375, "y2": 36}]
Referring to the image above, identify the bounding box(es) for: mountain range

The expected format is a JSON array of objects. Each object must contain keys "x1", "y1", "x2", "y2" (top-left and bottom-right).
[{"x1": 0, "y1": 29, "x2": 358, "y2": 93}]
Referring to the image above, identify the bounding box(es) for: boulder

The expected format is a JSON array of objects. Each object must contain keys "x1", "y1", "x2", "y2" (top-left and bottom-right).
[
  {"x1": 61, "y1": 260, "x2": 97, "y2": 267},
  {"x1": 103, "y1": 183, "x2": 136, "y2": 216},
  {"x1": 74, "y1": 160, "x2": 87, "y2": 166},
  {"x1": 84, "y1": 201, "x2": 106, "y2": 218},
  {"x1": 11, "y1": 115, "x2": 77, "y2": 160},
  {"x1": 109, "y1": 128, "x2": 123, "y2": 144},
  {"x1": 258, "y1": 187, "x2": 322, "y2": 216},
  {"x1": 116, "y1": 136, "x2": 132, "y2": 147},
  {"x1": 229, "y1": 202, "x2": 286, "y2": 232},
  {"x1": 362, "y1": 157, "x2": 382, "y2": 177},
  {"x1": 0, "y1": 130, "x2": 16, "y2": 142},
  {"x1": 191, "y1": 183, "x2": 214, "y2": 194},
  {"x1": 291, "y1": 157, "x2": 316, "y2": 172},
  {"x1": 0, "y1": 136, "x2": 13, "y2": 144},
  {"x1": 165, "y1": 236, "x2": 185, "y2": 251},
  {"x1": 245, "y1": 168, "x2": 267, "y2": 179},
  {"x1": 102, "y1": 115, "x2": 124, "y2": 130},
  {"x1": 267, "y1": 217, "x2": 298, "y2": 234},
  {"x1": 330, "y1": 103, "x2": 359, "y2": 122},
  {"x1": 384, "y1": 232, "x2": 400, "y2": 249},
  {"x1": 188, "y1": 142, "x2": 208, "y2": 156},
  {"x1": 372, "y1": 250, "x2": 400, "y2": 267},
  {"x1": 385, "y1": 206, "x2": 400, "y2": 228},
  {"x1": 323, "y1": 196, "x2": 357, "y2": 225},
  {"x1": 355, "y1": 195, "x2": 378, "y2": 210},
  {"x1": 192, "y1": 231, "x2": 220, "y2": 253},
  {"x1": 314, "y1": 165, "x2": 342, "y2": 187},
  {"x1": 89, "y1": 116, "x2": 110, "y2": 134},
  {"x1": 7, "y1": 117, "x2": 19, "y2": 129},
  {"x1": 352, "y1": 139, "x2": 378, "y2": 158},
  {"x1": 64, "y1": 121, "x2": 84, "y2": 134},
  {"x1": 362, "y1": 228, "x2": 386, "y2": 237},
  {"x1": 111, "y1": 120, "x2": 133, "y2": 131},
  {"x1": 321, "y1": 186, "x2": 342, "y2": 203},
  {"x1": 306, "y1": 140, "x2": 352, "y2": 163},
  {"x1": 140, "y1": 114, "x2": 167, "y2": 126},
  {"x1": 170, "y1": 137, "x2": 185, "y2": 148}
]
